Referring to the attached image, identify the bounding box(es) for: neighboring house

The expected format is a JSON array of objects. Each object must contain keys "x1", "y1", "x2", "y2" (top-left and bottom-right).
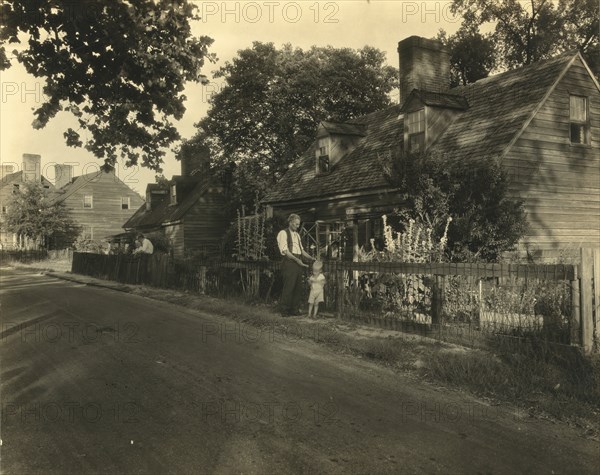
[
  {"x1": 51, "y1": 164, "x2": 144, "y2": 245},
  {"x1": 0, "y1": 154, "x2": 55, "y2": 249},
  {"x1": 263, "y1": 36, "x2": 600, "y2": 261},
  {"x1": 123, "y1": 155, "x2": 229, "y2": 259}
]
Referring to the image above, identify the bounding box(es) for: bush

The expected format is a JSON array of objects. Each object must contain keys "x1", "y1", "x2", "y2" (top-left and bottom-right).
[{"x1": 378, "y1": 147, "x2": 528, "y2": 262}]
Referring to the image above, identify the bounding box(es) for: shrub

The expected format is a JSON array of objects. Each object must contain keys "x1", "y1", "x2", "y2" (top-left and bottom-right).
[{"x1": 377, "y1": 147, "x2": 528, "y2": 262}]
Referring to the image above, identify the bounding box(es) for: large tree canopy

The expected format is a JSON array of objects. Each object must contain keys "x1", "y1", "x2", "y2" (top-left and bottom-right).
[
  {"x1": 193, "y1": 42, "x2": 397, "y2": 210},
  {"x1": 1, "y1": 182, "x2": 80, "y2": 248},
  {"x1": 441, "y1": 0, "x2": 599, "y2": 85},
  {"x1": 0, "y1": 0, "x2": 214, "y2": 171}
]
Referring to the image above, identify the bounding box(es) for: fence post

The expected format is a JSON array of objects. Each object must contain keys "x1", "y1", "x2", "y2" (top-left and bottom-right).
[
  {"x1": 336, "y1": 260, "x2": 344, "y2": 318},
  {"x1": 593, "y1": 248, "x2": 600, "y2": 352},
  {"x1": 571, "y1": 265, "x2": 581, "y2": 346},
  {"x1": 580, "y1": 248, "x2": 593, "y2": 353},
  {"x1": 431, "y1": 274, "x2": 444, "y2": 327}
]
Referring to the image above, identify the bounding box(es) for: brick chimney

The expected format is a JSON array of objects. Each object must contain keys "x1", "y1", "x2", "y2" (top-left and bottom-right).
[
  {"x1": 398, "y1": 36, "x2": 450, "y2": 106},
  {"x1": 22, "y1": 153, "x2": 41, "y2": 183},
  {"x1": 181, "y1": 145, "x2": 210, "y2": 177},
  {"x1": 54, "y1": 164, "x2": 73, "y2": 189}
]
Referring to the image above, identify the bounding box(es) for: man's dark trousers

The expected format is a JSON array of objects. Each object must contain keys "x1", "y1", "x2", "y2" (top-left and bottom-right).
[{"x1": 280, "y1": 255, "x2": 304, "y2": 315}]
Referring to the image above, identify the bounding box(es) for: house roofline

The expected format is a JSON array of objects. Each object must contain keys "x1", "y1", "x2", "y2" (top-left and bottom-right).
[
  {"x1": 263, "y1": 186, "x2": 398, "y2": 207},
  {"x1": 501, "y1": 52, "x2": 580, "y2": 160}
]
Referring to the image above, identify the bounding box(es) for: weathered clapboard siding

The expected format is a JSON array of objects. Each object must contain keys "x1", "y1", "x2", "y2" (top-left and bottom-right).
[
  {"x1": 164, "y1": 223, "x2": 184, "y2": 258},
  {"x1": 61, "y1": 170, "x2": 144, "y2": 240},
  {"x1": 503, "y1": 56, "x2": 600, "y2": 256},
  {"x1": 182, "y1": 188, "x2": 229, "y2": 253}
]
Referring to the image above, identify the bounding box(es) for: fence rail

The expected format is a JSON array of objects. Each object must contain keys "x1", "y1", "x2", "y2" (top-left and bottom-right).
[{"x1": 70, "y1": 250, "x2": 598, "y2": 353}]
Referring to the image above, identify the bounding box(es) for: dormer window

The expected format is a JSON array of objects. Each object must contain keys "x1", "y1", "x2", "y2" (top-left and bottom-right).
[
  {"x1": 570, "y1": 95, "x2": 590, "y2": 145},
  {"x1": 406, "y1": 109, "x2": 425, "y2": 153},
  {"x1": 317, "y1": 138, "x2": 330, "y2": 174},
  {"x1": 170, "y1": 184, "x2": 177, "y2": 205}
]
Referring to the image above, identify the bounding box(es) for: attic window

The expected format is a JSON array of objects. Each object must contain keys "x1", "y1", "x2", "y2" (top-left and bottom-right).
[
  {"x1": 570, "y1": 95, "x2": 590, "y2": 145},
  {"x1": 121, "y1": 197, "x2": 130, "y2": 210},
  {"x1": 316, "y1": 138, "x2": 330, "y2": 174},
  {"x1": 83, "y1": 194, "x2": 93, "y2": 209},
  {"x1": 406, "y1": 109, "x2": 425, "y2": 153}
]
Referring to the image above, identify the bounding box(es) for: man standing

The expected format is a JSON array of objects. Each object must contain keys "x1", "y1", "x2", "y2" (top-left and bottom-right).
[
  {"x1": 277, "y1": 214, "x2": 314, "y2": 316},
  {"x1": 133, "y1": 233, "x2": 154, "y2": 255}
]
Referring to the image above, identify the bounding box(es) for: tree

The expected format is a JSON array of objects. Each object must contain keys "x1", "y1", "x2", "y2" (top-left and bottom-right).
[
  {"x1": 437, "y1": 26, "x2": 497, "y2": 86},
  {"x1": 1, "y1": 182, "x2": 80, "y2": 249},
  {"x1": 0, "y1": 0, "x2": 215, "y2": 171},
  {"x1": 192, "y1": 42, "x2": 397, "y2": 211},
  {"x1": 443, "y1": 0, "x2": 599, "y2": 82},
  {"x1": 378, "y1": 148, "x2": 528, "y2": 262}
]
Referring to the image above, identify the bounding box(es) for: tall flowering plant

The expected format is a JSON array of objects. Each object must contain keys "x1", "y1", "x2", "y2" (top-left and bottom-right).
[
  {"x1": 380, "y1": 215, "x2": 451, "y2": 263},
  {"x1": 356, "y1": 215, "x2": 451, "y2": 320}
]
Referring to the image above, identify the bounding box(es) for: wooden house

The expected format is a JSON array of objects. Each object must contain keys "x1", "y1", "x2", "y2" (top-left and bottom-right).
[
  {"x1": 51, "y1": 164, "x2": 144, "y2": 245},
  {"x1": 262, "y1": 36, "x2": 600, "y2": 261},
  {"x1": 123, "y1": 156, "x2": 229, "y2": 259},
  {"x1": 0, "y1": 154, "x2": 55, "y2": 249}
]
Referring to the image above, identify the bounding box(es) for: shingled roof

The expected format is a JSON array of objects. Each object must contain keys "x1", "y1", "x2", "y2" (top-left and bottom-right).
[
  {"x1": 264, "y1": 104, "x2": 403, "y2": 204},
  {"x1": 400, "y1": 90, "x2": 469, "y2": 111},
  {"x1": 263, "y1": 50, "x2": 579, "y2": 205},
  {"x1": 0, "y1": 170, "x2": 55, "y2": 190},
  {"x1": 123, "y1": 178, "x2": 212, "y2": 229},
  {"x1": 318, "y1": 122, "x2": 367, "y2": 137},
  {"x1": 428, "y1": 50, "x2": 579, "y2": 165}
]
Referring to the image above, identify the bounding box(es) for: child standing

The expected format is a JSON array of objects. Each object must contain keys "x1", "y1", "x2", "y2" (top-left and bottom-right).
[{"x1": 307, "y1": 260, "x2": 326, "y2": 318}]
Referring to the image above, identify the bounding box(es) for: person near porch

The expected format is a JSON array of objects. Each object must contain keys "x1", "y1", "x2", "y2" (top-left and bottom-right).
[
  {"x1": 133, "y1": 233, "x2": 154, "y2": 255},
  {"x1": 277, "y1": 213, "x2": 314, "y2": 316}
]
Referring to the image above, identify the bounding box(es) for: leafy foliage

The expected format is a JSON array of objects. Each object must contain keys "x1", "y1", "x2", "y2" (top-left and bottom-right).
[
  {"x1": 0, "y1": 0, "x2": 215, "y2": 171},
  {"x1": 193, "y1": 42, "x2": 397, "y2": 211},
  {"x1": 1, "y1": 181, "x2": 80, "y2": 247},
  {"x1": 442, "y1": 0, "x2": 599, "y2": 83},
  {"x1": 437, "y1": 27, "x2": 497, "y2": 86},
  {"x1": 378, "y1": 148, "x2": 528, "y2": 262}
]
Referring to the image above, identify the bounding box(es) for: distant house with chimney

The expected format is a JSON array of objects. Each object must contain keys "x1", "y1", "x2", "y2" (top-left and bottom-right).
[
  {"x1": 0, "y1": 153, "x2": 143, "y2": 249},
  {"x1": 262, "y1": 36, "x2": 600, "y2": 261},
  {"x1": 0, "y1": 154, "x2": 55, "y2": 249},
  {"x1": 51, "y1": 162, "x2": 144, "y2": 246},
  {"x1": 123, "y1": 148, "x2": 229, "y2": 259}
]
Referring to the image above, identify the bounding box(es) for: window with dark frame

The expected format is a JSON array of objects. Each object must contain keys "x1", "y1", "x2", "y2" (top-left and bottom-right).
[
  {"x1": 83, "y1": 194, "x2": 93, "y2": 209},
  {"x1": 406, "y1": 109, "x2": 425, "y2": 152},
  {"x1": 318, "y1": 155, "x2": 330, "y2": 173},
  {"x1": 317, "y1": 138, "x2": 330, "y2": 174},
  {"x1": 121, "y1": 197, "x2": 130, "y2": 210},
  {"x1": 82, "y1": 226, "x2": 93, "y2": 240},
  {"x1": 570, "y1": 95, "x2": 590, "y2": 144},
  {"x1": 170, "y1": 184, "x2": 177, "y2": 205}
]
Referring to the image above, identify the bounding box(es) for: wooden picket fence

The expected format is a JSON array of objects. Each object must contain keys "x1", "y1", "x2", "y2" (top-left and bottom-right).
[{"x1": 71, "y1": 248, "x2": 600, "y2": 353}]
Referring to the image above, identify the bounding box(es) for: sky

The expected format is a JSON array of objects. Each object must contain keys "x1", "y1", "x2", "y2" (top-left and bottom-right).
[{"x1": 0, "y1": 0, "x2": 463, "y2": 195}]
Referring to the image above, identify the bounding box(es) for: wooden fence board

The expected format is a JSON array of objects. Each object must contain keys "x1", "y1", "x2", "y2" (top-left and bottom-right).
[{"x1": 580, "y1": 248, "x2": 594, "y2": 353}]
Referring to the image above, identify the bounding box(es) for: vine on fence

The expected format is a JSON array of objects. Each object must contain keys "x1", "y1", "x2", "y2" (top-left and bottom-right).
[{"x1": 234, "y1": 207, "x2": 270, "y2": 298}]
